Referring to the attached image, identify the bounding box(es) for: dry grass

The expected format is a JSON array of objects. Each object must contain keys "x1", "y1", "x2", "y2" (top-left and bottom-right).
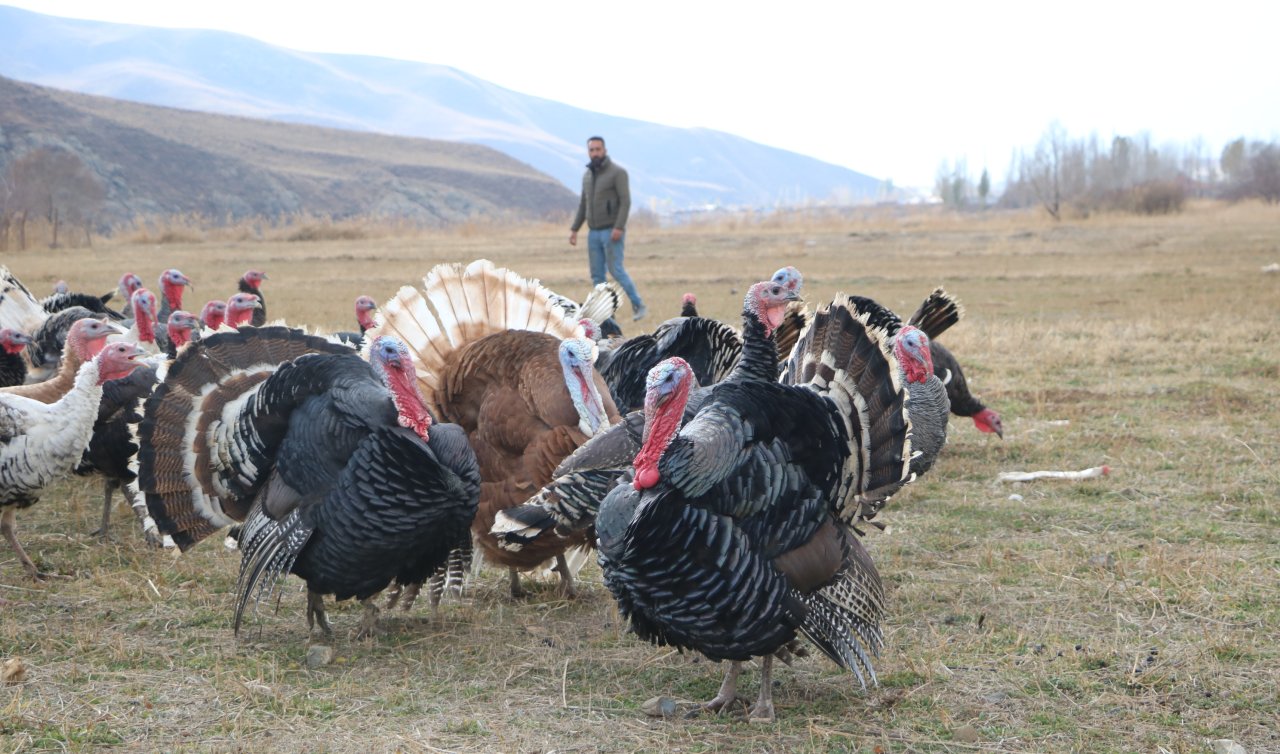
[{"x1": 2, "y1": 201, "x2": 1279, "y2": 753}]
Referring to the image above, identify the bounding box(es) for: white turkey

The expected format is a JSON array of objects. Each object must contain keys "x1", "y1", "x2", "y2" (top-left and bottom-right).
[
  {"x1": 594, "y1": 291, "x2": 915, "y2": 721},
  {"x1": 2, "y1": 341, "x2": 146, "y2": 579},
  {"x1": 365, "y1": 259, "x2": 621, "y2": 600}
]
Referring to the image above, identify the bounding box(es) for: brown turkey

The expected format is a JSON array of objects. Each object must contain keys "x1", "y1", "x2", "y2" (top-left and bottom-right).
[{"x1": 366, "y1": 259, "x2": 621, "y2": 600}]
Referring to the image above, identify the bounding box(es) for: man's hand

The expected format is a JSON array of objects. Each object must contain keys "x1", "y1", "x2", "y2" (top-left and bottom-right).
[
  {"x1": 569, "y1": 231, "x2": 578, "y2": 246},
  {"x1": 611, "y1": 228, "x2": 624, "y2": 243}
]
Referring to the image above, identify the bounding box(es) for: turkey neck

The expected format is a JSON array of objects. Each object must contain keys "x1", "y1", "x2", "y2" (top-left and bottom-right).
[
  {"x1": 383, "y1": 366, "x2": 432, "y2": 441},
  {"x1": 162, "y1": 282, "x2": 184, "y2": 312},
  {"x1": 725, "y1": 307, "x2": 777, "y2": 383},
  {"x1": 634, "y1": 379, "x2": 690, "y2": 490}
]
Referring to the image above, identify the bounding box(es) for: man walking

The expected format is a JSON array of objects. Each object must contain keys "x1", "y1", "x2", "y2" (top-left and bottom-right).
[{"x1": 569, "y1": 136, "x2": 647, "y2": 321}]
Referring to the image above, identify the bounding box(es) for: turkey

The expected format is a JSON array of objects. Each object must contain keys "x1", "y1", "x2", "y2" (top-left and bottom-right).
[
  {"x1": 162, "y1": 311, "x2": 202, "y2": 357},
  {"x1": 113, "y1": 289, "x2": 163, "y2": 354},
  {"x1": 40, "y1": 288, "x2": 122, "y2": 321},
  {"x1": 133, "y1": 326, "x2": 359, "y2": 551},
  {"x1": 225, "y1": 293, "x2": 262, "y2": 329},
  {"x1": 199, "y1": 300, "x2": 227, "y2": 330},
  {"x1": 365, "y1": 259, "x2": 621, "y2": 600},
  {"x1": 24, "y1": 307, "x2": 107, "y2": 383},
  {"x1": 930, "y1": 341, "x2": 1003, "y2": 439},
  {"x1": 77, "y1": 361, "x2": 161, "y2": 542},
  {"x1": 231, "y1": 336, "x2": 481, "y2": 639},
  {"x1": 595, "y1": 291, "x2": 914, "y2": 721},
  {"x1": 876, "y1": 287, "x2": 1001, "y2": 440},
  {"x1": 492, "y1": 279, "x2": 802, "y2": 551},
  {"x1": 1, "y1": 319, "x2": 121, "y2": 404},
  {"x1": 1, "y1": 329, "x2": 33, "y2": 387},
  {"x1": 114, "y1": 272, "x2": 144, "y2": 318},
  {"x1": 0, "y1": 266, "x2": 48, "y2": 337},
  {"x1": 334, "y1": 296, "x2": 380, "y2": 348},
  {"x1": 156, "y1": 268, "x2": 194, "y2": 325},
  {"x1": 237, "y1": 270, "x2": 268, "y2": 326},
  {"x1": 679, "y1": 293, "x2": 699, "y2": 318},
  {"x1": 844, "y1": 290, "x2": 959, "y2": 479},
  {"x1": 2, "y1": 341, "x2": 146, "y2": 579},
  {"x1": 75, "y1": 310, "x2": 202, "y2": 543}
]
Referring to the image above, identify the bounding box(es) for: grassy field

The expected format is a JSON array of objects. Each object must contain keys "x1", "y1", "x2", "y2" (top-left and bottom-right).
[{"x1": 2, "y1": 201, "x2": 1278, "y2": 753}]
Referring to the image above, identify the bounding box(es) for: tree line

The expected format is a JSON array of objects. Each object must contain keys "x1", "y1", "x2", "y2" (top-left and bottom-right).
[{"x1": 936, "y1": 123, "x2": 1280, "y2": 217}]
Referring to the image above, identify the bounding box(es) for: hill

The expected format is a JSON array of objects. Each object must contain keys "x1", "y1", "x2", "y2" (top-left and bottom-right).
[
  {"x1": 0, "y1": 5, "x2": 885, "y2": 210},
  {"x1": 0, "y1": 74, "x2": 576, "y2": 228}
]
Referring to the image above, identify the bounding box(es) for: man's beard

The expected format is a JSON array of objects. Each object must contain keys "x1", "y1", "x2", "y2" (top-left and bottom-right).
[{"x1": 588, "y1": 156, "x2": 606, "y2": 170}]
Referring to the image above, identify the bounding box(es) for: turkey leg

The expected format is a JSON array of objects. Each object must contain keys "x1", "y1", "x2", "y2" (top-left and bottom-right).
[
  {"x1": 700, "y1": 660, "x2": 742, "y2": 714},
  {"x1": 3, "y1": 508, "x2": 46, "y2": 580},
  {"x1": 305, "y1": 590, "x2": 334, "y2": 638},
  {"x1": 748, "y1": 655, "x2": 776, "y2": 722}
]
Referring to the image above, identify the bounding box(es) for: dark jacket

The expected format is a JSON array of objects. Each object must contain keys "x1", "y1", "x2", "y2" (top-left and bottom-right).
[{"x1": 571, "y1": 156, "x2": 630, "y2": 232}]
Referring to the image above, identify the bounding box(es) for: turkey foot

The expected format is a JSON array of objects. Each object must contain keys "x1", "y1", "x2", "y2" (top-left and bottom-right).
[
  {"x1": 384, "y1": 583, "x2": 404, "y2": 610},
  {"x1": 305, "y1": 591, "x2": 334, "y2": 639},
  {"x1": 355, "y1": 597, "x2": 380, "y2": 640},
  {"x1": 552, "y1": 553, "x2": 577, "y2": 598},
  {"x1": 747, "y1": 656, "x2": 776, "y2": 723},
  {"x1": 689, "y1": 661, "x2": 744, "y2": 717}
]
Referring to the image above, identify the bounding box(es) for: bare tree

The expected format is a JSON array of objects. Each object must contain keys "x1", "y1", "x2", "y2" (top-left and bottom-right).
[
  {"x1": 3, "y1": 148, "x2": 104, "y2": 249},
  {"x1": 1029, "y1": 122, "x2": 1067, "y2": 220}
]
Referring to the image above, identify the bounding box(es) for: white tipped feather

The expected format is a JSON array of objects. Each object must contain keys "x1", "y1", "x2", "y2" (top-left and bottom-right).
[
  {"x1": 0, "y1": 265, "x2": 49, "y2": 335},
  {"x1": 371, "y1": 259, "x2": 586, "y2": 413},
  {"x1": 576, "y1": 281, "x2": 623, "y2": 324}
]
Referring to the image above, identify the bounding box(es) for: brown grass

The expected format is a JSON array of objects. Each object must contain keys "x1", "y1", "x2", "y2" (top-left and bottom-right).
[{"x1": 2, "y1": 200, "x2": 1279, "y2": 753}]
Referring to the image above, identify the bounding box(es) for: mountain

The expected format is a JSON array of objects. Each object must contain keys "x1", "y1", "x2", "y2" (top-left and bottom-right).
[
  {"x1": 0, "y1": 74, "x2": 576, "y2": 227},
  {"x1": 0, "y1": 5, "x2": 884, "y2": 211}
]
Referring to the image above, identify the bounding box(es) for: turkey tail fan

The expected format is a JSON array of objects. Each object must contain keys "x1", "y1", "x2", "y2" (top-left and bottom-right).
[
  {"x1": 652, "y1": 317, "x2": 743, "y2": 386},
  {"x1": 782, "y1": 294, "x2": 913, "y2": 523},
  {"x1": 0, "y1": 265, "x2": 48, "y2": 335},
  {"x1": 797, "y1": 530, "x2": 885, "y2": 688},
  {"x1": 133, "y1": 326, "x2": 353, "y2": 551},
  {"x1": 773, "y1": 301, "x2": 810, "y2": 364},
  {"x1": 365, "y1": 259, "x2": 583, "y2": 416},
  {"x1": 577, "y1": 281, "x2": 624, "y2": 325},
  {"x1": 906, "y1": 287, "x2": 964, "y2": 341}
]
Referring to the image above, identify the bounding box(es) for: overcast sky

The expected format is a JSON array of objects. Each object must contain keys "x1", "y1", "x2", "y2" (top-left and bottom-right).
[{"x1": 8, "y1": 0, "x2": 1280, "y2": 189}]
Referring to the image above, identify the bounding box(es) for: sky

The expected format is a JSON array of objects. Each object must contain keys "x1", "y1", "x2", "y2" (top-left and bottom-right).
[{"x1": 7, "y1": 0, "x2": 1280, "y2": 189}]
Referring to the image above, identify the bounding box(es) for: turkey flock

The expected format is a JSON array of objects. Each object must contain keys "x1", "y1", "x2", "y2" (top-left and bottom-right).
[{"x1": 0, "y1": 259, "x2": 1003, "y2": 722}]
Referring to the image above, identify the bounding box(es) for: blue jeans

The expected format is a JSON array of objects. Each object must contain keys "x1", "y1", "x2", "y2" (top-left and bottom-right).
[{"x1": 587, "y1": 228, "x2": 643, "y2": 310}]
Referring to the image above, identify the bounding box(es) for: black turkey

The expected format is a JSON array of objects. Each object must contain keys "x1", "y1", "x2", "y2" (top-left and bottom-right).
[
  {"x1": 595, "y1": 291, "x2": 914, "y2": 721},
  {"x1": 930, "y1": 340, "x2": 1003, "y2": 438},
  {"x1": 237, "y1": 270, "x2": 268, "y2": 326},
  {"x1": 133, "y1": 326, "x2": 480, "y2": 638},
  {"x1": 492, "y1": 279, "x2": 801, "y2": 551},
  {"x1": 0, "y1": 329, "x2": 33, "y2": 387}
]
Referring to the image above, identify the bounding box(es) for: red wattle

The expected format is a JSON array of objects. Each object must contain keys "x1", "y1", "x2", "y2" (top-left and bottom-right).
[{"x1": 634, "y1": 466, "x2": 660, "y2": 490}]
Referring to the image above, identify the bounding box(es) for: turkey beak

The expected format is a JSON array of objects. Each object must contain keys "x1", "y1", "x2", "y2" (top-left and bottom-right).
[
  {"x1": 784, "y1": 290, "x2": 801, "y2": 302},
  {"x1": 107, "y1": 321, "x2": 129, "y2": 335}
]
